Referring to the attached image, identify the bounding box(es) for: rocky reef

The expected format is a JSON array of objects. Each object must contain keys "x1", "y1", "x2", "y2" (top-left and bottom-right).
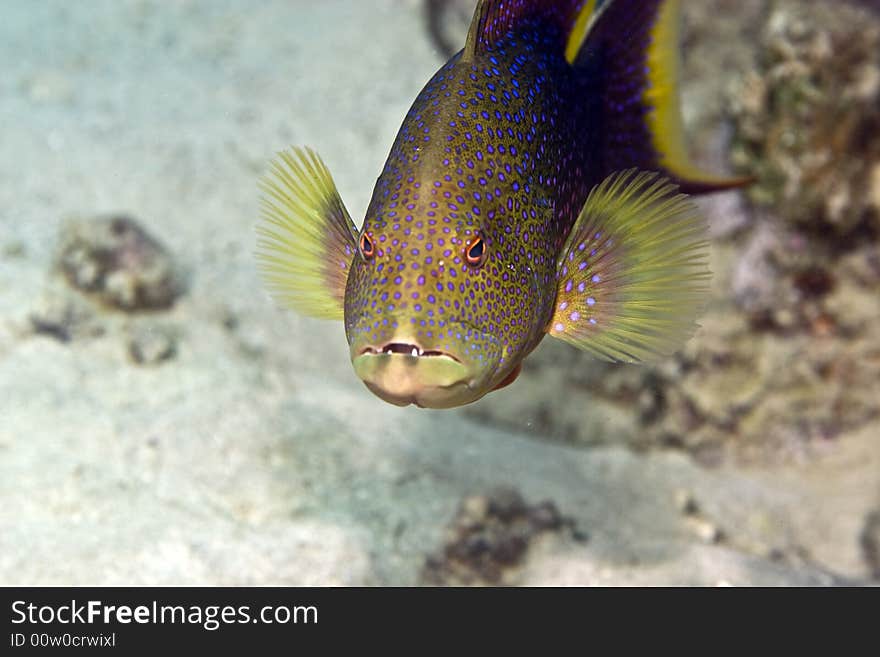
[
  {"x1": 422, "y1": 487, "x2": 585, "y2": 586},
  {"x1": 730, "y1": 2, "x2": 880, "y2": 238}
]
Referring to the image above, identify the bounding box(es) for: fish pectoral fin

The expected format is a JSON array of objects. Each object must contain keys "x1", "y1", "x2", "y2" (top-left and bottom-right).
[
  {"x1": 547, "y1": 170, "x2": 710, "y2": 363},
  {"x1": 255, "y1": 147, "x2": 357, "y2": 320}
]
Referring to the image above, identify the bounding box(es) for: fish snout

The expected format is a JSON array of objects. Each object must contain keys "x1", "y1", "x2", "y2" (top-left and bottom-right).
[{"x1": 349, "y1": 333, "x2": 499, "y2": 408}]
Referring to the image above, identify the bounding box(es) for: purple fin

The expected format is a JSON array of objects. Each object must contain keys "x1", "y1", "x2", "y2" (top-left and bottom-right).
[
  {"x1": 573, "y1": 0, "x2": 752, "y2": 194},
  {"x1": 463, "y1": 0, "x2": 587, "y2": 60}
]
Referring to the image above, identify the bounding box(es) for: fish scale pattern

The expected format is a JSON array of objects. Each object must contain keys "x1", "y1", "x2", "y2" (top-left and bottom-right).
[{"x1": 344, "y1": 23, "x2": 600, "y2": 376}]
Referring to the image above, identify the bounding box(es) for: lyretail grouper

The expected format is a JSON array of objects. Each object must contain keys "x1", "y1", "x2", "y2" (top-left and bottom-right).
[{"x1": 256, "y1": 0, "x2": 749, "y2": 408}]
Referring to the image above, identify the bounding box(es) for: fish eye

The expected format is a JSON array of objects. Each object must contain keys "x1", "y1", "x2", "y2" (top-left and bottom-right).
[
  {"x1": 465, "y1": 234, "x2": 486, "y2": 267},
  {"x1": 359, "y1": 233, "x2": 375, "y2": 260}
]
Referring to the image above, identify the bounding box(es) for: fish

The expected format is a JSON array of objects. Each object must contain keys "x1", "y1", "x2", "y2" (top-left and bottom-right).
[{"x1": 255, "y1": 0, "x2": 749, "y2": 409}]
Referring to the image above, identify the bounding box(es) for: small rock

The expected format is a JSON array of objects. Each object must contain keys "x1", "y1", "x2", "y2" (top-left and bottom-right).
[
  {"x1": 128, "y1": 325, "x2": 177, "y2": 365},
  {"x1": 56, "y1": 215, "x2": 181, "y2": 311},
  {"x1": 687, "y1": 517, "x2": 725, "y2": 545},
  {"x1": 675, "y1": 490, "x2": 725, "y2": 544},
  {"x1": 458, "y1": 494, "x2": 489, "y2": 528},
  {"x1": 675, "y1": 489, "x2": 700, "y2": 516},
  {"x1": 486, "y1": 486, "x2": 527, "y2": 522},
  {"x1": 637, "y1": 384, "x2": 666, "y2": 425}
]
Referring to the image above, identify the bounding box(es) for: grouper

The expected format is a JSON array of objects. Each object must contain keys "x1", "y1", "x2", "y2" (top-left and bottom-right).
[{"x1": 255, "y1": 0, "x2": 748, "y2": 408}]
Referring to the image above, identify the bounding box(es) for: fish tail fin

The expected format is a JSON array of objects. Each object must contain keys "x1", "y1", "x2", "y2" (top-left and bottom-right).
[{"x1": 567, "y1": 0, "x2": 752, "y2": 194}]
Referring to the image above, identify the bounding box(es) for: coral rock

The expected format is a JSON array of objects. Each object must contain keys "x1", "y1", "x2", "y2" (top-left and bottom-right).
[
  {"x1": 56, "y1": 216, "x2": 181, "y2": 312},
  {"x1": 421, "y1": 488, "x2": 583, "y2": 586},
  {"x1": 730, "y1": 1, "x2": 880, "y2": 236}
]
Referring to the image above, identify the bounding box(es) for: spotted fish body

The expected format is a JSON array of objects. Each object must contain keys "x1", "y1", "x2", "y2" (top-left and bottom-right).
[
  {"x1": 256, "y1": 0, "x2": 748, "y2": 408},
  {"x1": 345, "y1": 30, "x2": 580, "y2": 400}
]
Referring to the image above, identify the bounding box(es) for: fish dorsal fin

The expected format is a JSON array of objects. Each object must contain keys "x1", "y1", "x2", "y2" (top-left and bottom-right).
[
  {"x1": 463, "y1": 0, "x2": 586, "y2": 61},
  {"x1": 255, "y1": 147, "x2": 358, "y2": 320}
]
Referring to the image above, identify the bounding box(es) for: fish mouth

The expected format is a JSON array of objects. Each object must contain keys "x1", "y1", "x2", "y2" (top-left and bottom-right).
[
  {"x1": 351, "y1": 340, "x2": 473, "y2": 408},
  {"x1": 359, "y1": 342, "x2": 462, "y2": 362}
]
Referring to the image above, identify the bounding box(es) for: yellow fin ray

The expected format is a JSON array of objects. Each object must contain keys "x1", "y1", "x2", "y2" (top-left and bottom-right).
[
  {"x1": 255, "y1": 147, "x2": 357, "y2": 320},
  {"x1": 548, "y1": 169, "x2": 710, "y2": 362}
]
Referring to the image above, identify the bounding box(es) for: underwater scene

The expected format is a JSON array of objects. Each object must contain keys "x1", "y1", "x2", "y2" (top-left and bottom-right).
[{"x1": 2, "y1": 0, "x2": 879, "y2": 586}]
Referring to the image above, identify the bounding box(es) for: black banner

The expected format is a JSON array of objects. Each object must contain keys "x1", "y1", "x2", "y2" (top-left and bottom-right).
[{"x1": 0, "y1": 586, "x2": 866, "y2": 650}]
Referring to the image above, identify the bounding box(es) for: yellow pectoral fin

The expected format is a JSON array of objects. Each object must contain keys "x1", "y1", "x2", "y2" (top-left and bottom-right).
[
  {"x1": 548, "y1": 169, "x2": 710, "y2": 363},
  {"x1": 255, "y1": 147, "x2": 357, "y2": 320}
]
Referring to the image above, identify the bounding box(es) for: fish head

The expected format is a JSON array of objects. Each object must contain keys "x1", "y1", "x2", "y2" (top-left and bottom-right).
[{"x1": 343, "y1": 189, "x2": 542, "y2": 408}]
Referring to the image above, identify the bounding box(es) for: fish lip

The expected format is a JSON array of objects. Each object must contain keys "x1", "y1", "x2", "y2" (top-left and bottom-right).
[
  {"x1": 359, "y1": 342, "x2": 462, "y2": 363},
  {"x1": 363, "y1": 379, "x2": 473, "y2": 408}
]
